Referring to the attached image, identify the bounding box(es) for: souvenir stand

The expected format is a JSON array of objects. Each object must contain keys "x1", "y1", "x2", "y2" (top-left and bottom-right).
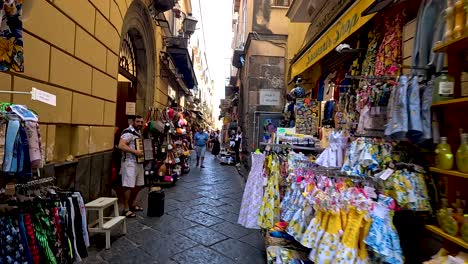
[
  {"x1": 236, "y1": 1, "x2": 468, "y2": 262},
  {"x1": 142, "y1": 106, "x2": 192, "y2": 188},
  {"x1": 0, "y1": 103, "x2": 91, "y2": 263}
]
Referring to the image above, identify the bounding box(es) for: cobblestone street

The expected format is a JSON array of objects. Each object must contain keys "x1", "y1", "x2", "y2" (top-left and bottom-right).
[{"x1": 84, "y1": 155, "x2": 265, "y2": 264}]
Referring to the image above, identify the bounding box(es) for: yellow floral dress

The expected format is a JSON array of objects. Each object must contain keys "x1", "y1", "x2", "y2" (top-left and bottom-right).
[
  {"x1": 258, "y1": 156, "x2": 281, "y2": 229},
  {"x1": 333, "y1": 206, "x2": 366, "y2": 263},
  {"x1": 308, "y1": 208, "x2": 330, "y2": 258},
  {"x1": 312, "y1": 208, "x2": 343, "y2": 264},
  {"x1": 356, "y1": 216, "x2": 373, "y2": 264},
  {"x1": 300, "y1": 207, "x2": 323, "y2": 248}
]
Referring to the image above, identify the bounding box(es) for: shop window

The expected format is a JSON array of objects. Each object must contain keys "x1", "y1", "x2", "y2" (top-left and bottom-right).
[{"x1": 273, "y1": 0, "x2": 291, "y2": 7}]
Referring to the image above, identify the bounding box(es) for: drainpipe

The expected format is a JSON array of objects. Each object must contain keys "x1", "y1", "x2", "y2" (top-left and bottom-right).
[{"x1": 252, "y1": 111, "x2": 282, "y2": 150}]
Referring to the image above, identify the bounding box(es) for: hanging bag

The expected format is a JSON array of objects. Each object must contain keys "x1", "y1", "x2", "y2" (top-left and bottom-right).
[
  {"x1": 143, "y1": 107, "x2": 152, "y2": 132},
  {"x1": 149, "y1": 108, "x2": 165, "y2": 133}
]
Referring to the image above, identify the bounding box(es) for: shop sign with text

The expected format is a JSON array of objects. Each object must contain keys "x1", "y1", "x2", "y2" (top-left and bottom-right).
[{"x1": 291, "y1": 0, "x2": 376, "y2": 77}]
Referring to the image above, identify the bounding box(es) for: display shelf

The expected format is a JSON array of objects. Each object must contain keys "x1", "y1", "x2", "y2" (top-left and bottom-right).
[
  {"x1": 431, "y1": 97, "x2": 468, "y2": 107},
  {"x1": 429, "y1": 167, "x2": 468, "y2": 179},
  {"x1": 426, "y1": 225, "x2": 468, "y2": 249},
  {"x1": 433, "y1": 34, "x2": 468, "y2": 53}
]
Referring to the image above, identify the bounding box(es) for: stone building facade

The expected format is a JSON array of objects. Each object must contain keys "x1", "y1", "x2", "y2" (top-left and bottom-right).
[{"x1": 229, "y1": 0, "x2": 289, "y2": 151}]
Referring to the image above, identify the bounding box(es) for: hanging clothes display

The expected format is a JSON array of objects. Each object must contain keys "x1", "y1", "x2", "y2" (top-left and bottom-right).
[
  {"x1": 246, "y1": 132, "x2": 432, "y2": 264},
  {"x1": 0, "y1": 103, "x2": 44, "y2": 183},
  {"x1": 0, "y1": 0, "x2": 24, "y2": 72},
  {"x1": 0, "y1": 191, "x2": 89, "y2": 264}
]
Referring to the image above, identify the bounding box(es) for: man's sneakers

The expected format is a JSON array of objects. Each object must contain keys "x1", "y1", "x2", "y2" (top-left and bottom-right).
[{"x1": 200, "y1": 165, "x2": 205, "y2": 168}]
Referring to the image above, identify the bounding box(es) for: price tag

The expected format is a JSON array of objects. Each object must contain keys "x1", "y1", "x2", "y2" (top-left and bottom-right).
[
  {"x1": 379, "y1": 168, "x2": 394, "y2": 181},
  {"x1": 263, "y1": 177, "x2": 268, "y2": 186}
]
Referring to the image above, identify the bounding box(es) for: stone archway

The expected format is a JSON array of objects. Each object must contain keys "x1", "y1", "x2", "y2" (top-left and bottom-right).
[{"x1": 120, "y1": 0, "x2": 156, "y2": 116}]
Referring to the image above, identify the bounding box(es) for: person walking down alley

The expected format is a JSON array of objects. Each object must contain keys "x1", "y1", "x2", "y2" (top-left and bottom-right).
[
  {"x1": 118, "y1": 115, "x2": 145, "y2": 218},
  {"x1": 194, "y1": 127, "x2": 209, "y2": 168},
  {"x1": 211, "y1": 130, "x2": 221, "y2": 158}
]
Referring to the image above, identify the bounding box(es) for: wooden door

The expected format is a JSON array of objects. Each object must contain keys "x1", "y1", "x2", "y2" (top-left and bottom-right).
[{"x1": 115, "y1": 81, "x2": 136, "y2": 135}]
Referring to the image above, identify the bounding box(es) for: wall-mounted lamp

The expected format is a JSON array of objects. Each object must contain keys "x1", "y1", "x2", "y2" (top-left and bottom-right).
[
  {"x1": 335, "y1": 43, "x2": 365, "y2": 53},
  {"x1": 183, "y1": 13, "x2": 198, "y2": 36}
]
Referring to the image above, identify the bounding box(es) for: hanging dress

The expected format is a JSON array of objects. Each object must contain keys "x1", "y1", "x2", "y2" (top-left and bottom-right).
[
  {"x1": 313, "y1": 206, "x2": 343, "y2": 264},
  {"x1": 365, "y1": 195, "x2": 404, "y2": 264},
  {"x1": 258, "y1": 156, "x2": 281, "y2": 229},
  {"x1": 333, "y1": 206, "x2": 366, "y2": 264},
  {"x1": 238, "y1": 153, "x2": 266, "y2": 229},
  {"x1": 286, "y1": 195, "x2": 309, "y2": 242}
]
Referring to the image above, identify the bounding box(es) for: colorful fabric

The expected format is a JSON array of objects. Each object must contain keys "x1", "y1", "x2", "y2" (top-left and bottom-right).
[
  {"x1": 374, "y1": 12, "x2": 404, "y2": 77},
  {"x1": 238, "y1": 153, "x2": 266, "y2": 229},
  {"x1": 0, "y1": 0, "x2": 24, "y2": 72},
  {"x1": 0, "y1": 216, "x2": 28, "y2": 264},
  {"x1": 341, "y1": 138, "x2": 393, "y2": 177},
  {"x1": 383, "y1": 168, "x2": 431, "y2": 211},
  {"x1": 32, "y1": 208, "x2": 57, "y2": 264},
  {"x1": 24, "y1": 214, "x2": 41, "y2": 264}
]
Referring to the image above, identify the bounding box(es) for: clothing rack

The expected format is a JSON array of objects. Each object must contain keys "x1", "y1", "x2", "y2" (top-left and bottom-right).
[
  {"x1": 260, "y1": 142, "x2": 322, "y2": 152},
  {"x1": 16, "y1": 176, "x2": 55, "y2": 189},
  {"x1": 345, "y1": 74, "x2": 396, "y2": 80}
]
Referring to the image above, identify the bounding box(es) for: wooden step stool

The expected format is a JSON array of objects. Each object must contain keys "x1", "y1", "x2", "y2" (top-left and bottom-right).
[{"x1": 85, "y1": 197, "x2": 127, "y2": 249}]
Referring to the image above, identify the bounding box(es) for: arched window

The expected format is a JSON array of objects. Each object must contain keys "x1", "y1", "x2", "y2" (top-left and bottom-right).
[{"x1": 119, "y1": 33, "x2": 137, "y2": 82}]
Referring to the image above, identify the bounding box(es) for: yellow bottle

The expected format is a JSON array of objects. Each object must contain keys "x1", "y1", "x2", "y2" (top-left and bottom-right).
[
  {"x1": 456, "y1": 133, "x2": 468, "y2": 173},
  {"x1": 443, "y1": 208, "x2": 459, "y2": 236},
  {"x1": 461, "y1": 214, "x2": 468, "y2": 242},
  {"x1": 436, "y1": 137, "x2": 454, "y2": 170}
]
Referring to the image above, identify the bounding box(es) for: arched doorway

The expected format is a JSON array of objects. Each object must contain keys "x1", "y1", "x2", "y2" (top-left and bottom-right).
[{"x1": 115, "y1": 0, "x2": 156, "y2": 132}]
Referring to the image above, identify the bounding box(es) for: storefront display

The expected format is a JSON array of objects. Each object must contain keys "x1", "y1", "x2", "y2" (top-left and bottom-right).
[
  {"x1": 239, "y1": 1, "x2": 468, "y2": 262},
  {"x1": 141, "y1": 106, "x2": 193, "y2": 187}
]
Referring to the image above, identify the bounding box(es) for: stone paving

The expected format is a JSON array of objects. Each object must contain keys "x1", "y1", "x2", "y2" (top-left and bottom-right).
[{"x1": 84, "y1": 155, "x2": 265, "y2": 264}]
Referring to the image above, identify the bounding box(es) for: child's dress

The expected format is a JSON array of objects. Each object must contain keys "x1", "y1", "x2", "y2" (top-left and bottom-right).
[
  {"x1": 364, "y1": 195, "x2": 404, "y2": 264},
  {"x1": 333, "y1": 206, "x2": 366, "y2": 263},
  {"x1": 286, "y1": 195, "x2": 309, "y2": 242},
  {"x1": 300, "y1": 207, "x2": 324, "y2": 248},
  {"x1": 238, "y1": 153, "x2": 265, "y2": 229},
  {"x1": 258, "y1": 156, "x2": 281, "y2": 229},
  {"x1": 312, "y1": 207, "x2": 343, "y2": 263}
]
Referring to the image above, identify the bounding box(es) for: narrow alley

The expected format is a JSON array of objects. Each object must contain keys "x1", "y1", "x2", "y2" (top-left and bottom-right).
[{"x1": 84, "y1": 156, "x2": 265, "y2": 264}]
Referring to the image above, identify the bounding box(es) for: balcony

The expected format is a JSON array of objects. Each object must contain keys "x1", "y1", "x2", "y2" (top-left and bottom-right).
[{"x1": 164, "y1": 36, "x2": 189, "y2": 48}]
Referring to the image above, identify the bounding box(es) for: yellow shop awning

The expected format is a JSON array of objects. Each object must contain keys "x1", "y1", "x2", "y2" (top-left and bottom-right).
[{"x1": 290, "y1": 0, "x2": 377, "y2": 78}]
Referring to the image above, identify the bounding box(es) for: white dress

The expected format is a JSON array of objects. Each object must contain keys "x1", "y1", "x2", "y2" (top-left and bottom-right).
[
  {"x1": 316, "y1": 131, "x2": 348, "y2": 168},
  {"x1": 238, "y1": 153, "x2": 266, "y2": 229}
]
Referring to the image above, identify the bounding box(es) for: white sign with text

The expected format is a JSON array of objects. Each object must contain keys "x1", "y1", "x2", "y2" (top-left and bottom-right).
[{"x1": 259, "y1": 89, "x2": 281, "y2": 106}]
